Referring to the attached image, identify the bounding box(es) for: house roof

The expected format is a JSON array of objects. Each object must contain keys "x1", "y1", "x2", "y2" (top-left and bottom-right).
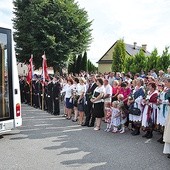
[
  {"x1": 125, "y1": 43, "x2": 151, "y2": 56},
  {"x1": 97, "y1": 41, "x2": 151, "y2": 63},
  {"x1": 97, "y1": 60, "x2": 112, "y2": 64}
]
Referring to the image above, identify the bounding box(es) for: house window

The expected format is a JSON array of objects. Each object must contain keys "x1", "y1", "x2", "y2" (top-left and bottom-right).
[
  {"x1": 21, "y1": 64, "x2": 23, "y2": 67},
  {"x1": 23, "y1": 70, "x2": 25, "y2": 74}
]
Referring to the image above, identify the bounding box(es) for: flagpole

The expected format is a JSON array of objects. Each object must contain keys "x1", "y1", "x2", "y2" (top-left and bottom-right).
[
  {"x1": 30, "y1": 80, "x2": 32, "y2": 106},
  {"x1": 42, "y1": 82, "x2": 44, "y2": 111},
  {"x1": 42, "y1": 51, "x2": 45, "y2": 111},
  {"x1": 31, "y1": 54, "x2": 33, "y2": 107}
]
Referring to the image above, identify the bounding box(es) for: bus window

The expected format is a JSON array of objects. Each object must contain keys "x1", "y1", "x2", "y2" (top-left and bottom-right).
[{"x1": 0, "y1": 33, "x2": 10, "y2": 119}]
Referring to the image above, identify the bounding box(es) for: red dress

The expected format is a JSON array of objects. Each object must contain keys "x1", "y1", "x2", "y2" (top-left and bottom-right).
[
  {"x1": 119, "y1": 87, "x2": 131, "y2": 103},
  {"x1": 112, "y1": 86, "x2": 120, "y2": 101}
]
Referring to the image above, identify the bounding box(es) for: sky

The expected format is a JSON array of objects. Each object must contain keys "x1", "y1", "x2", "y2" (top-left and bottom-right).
[{"x1": 1, "y1": 0, "x2": 170, "y2": 65}]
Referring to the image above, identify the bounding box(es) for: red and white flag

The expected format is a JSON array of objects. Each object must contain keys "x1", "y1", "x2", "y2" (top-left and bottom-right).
[
  {"x1": 26, "y1": 54, "x2": 33, "y2": 84},
  {"x1": 42, "y1": 53, "x2": 50, "y2": 84}
]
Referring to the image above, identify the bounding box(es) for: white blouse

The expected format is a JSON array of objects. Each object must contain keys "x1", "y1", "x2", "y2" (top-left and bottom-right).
[
  {"x1": 62, "y1": 84, "x2": 74, "y2": 98},
  {"x1": 77, "y1": 83, "x2": 86, "y2": 96},
  {"x1": 93, "y1": 85, "x2": 105, "y2": 103}
]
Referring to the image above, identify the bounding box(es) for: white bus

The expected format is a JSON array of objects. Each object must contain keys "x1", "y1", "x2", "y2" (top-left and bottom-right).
[{"x1": 0, "y1": 27, "x2": 22, "y2": 133}]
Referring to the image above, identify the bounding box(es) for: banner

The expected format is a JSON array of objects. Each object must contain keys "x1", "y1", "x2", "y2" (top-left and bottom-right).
[
  {"x1": 42, "y1": 53, "x2": 50, "y2": 84},
  {"x1": 26, "y1": 54, "x2": 33, "y2": 84}
]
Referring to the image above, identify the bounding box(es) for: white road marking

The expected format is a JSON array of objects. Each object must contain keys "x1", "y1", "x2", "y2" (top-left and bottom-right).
[
  {"x1": 20, "y1": 128, "x2": 39, "y2": 132},
  {"x1": 34, "y1": 124, "x2": 52, "y2": 127},
  {"x1": 145, "y1": 139, "x2": 152, "y2": 143},
  {"x1": 62, "y1": 128, "x2": 83, "y2": 132}
]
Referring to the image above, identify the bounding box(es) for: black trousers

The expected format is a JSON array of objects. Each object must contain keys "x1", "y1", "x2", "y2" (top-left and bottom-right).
[
  {"x1": 33, "y1": 94, "x2": 39, "y2": 108},
  {"x1": 47, "y1": 96, "x2": 53, "y2": 113},
  {"x1": 84, "y1": 101, "x2": 95, "y2": 126},
  {"x1": 25, "y1": 92, "x2": 30, "y2": 104},
  {"x1": 21, "y1": 90, "x2": 25, "y2": 103},
  {"x1": 53, "y1": 98, "x2": 60, "y2": 115}
]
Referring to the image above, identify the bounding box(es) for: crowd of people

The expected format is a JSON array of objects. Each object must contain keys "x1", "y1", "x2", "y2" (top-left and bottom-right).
[{"x1": 19, "y1": 68, "x2": 170, "y2": 159}]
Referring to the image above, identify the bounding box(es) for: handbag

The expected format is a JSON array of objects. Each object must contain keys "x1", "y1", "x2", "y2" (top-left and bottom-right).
[
  {"x1": 129, "y1": 103, "x2": 141, "y2": 116},
  {"x1": 93, "y1": 91, "x2": 100, "y2": 98}
]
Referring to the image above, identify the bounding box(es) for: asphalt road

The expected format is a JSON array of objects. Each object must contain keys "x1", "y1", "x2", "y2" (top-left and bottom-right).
[{"x1": 0, "y1": 103, "x2": 169, "y2": 170}]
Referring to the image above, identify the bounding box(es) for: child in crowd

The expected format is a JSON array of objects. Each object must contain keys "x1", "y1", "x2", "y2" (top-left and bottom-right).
[
  {"x1": 117, "y1": 94, "x2": 128, "y2": 133},
  {"x1": 111, "y1": 101, "x2": 120, "y2": 133},
  {"x1": 118, "y1": 102, "x2": 128, "y2": 133},
  {"x1": 104, "y1": 102, "x2": 112, "y2": 132}
]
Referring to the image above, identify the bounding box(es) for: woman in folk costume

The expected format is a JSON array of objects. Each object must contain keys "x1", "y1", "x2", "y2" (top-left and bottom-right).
[
  {"x1": 128, "y1": 78, "x2": 145, "y2": 136},
  {"x1": 141, "y1": 82, "x2": 158, "y2": 139},
  {"x1": 163, "y1": 74, "x2": 170, "y2": 159},
  {"x1": 156, "y1": 82, "x2": 169, "y2": 143}
]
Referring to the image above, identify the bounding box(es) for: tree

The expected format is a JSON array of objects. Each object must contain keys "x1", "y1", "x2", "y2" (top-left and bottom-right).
[
  {"x1": 130, "y1": 49, "x2": 147, "y2": 74},
  {"x1": 81, "y1": 51, "x2": 87, "y2": 71},
  {"x1": 155, "y1": 56, "x2": 162, "y2": 71},
  {"x1": 112, "y1": 39, "x2": 126, "y2": 72},
  {"x1": 68, "y1": 54, "x2": 77, "y2": 74},
  {"x1": 145, "y1": 48, "x2": 159, "y2": 72},
  {"x1": 75, "y1": 54, "x2": 82, "y2": 74},
  {"x1": 124, "y1": 56, "x2": 133, "y2": 73},
  {"x1": 160, "y1": 46, "x2": 170, "y2": 72},
  {"x1": 13, "y1": 0, "x2": 92, "y2": 70},
  {"x1": 87, "y1": 60, "x2": 97, "y2": 73},
  {"x1": 68, "y1": 53, "x2": 96, "y2": 74}
]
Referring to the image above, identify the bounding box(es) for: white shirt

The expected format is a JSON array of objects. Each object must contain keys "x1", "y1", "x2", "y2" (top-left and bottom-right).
[
  {"x1": 93, "y1": 85, "x2": 105, "y2": 103},
  {"x1": 125, "y1": 78, "x2": 132, "y2": 84},
  {"x1": 108, "y1": 77, "x2": 115, "y2": 86},
  {"x1": 72, "y1": 83, "x2": 78, "y2": 95},
  {"x1": 104, "y1": 84, "x2": 112, "y2": 102},
  {"x1": 62, "y1": 84, "x2": 74, "y2": 98},
  {"x1": 77, "y1": 83, "x2": 86, "y2": 96}
]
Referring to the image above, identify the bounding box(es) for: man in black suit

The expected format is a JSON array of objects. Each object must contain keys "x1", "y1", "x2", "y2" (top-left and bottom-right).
[
  {"x1": 82, "y1": 75, "x2": 97, "y2": 127},
  {"x1": 34, "y1": 76, "x2": 40, "y2": 109},
  {"x1": 47, "y1": 78, "x2": 53, "y2": 113},
  {"x1": 44, "y1": 80, "x2": 49, "y2": 111},
  {"x1": 52, "y1": 77, "x2": 61, "y2": 115},
  {"x1": 19, "y1": 76, "x2": 25, "y2": 103},
  {"x1": 24, "y1": 80, "x2": 30, "y2": 104}
]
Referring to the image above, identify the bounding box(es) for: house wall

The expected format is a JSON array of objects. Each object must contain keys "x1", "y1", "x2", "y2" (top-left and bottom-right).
[
  {"x1": 98, "y1": 44, "x2": 114, "y2": 73},
  {"x1": 17, "y1": 62, "x2": 54, "y2": 76},
  {"x1": 17, "y1": 62, "x2": 28, "y2": 76},
  {"x1": 34, "y1": 67, "x2": 54, "y2": 75},
  {"x1": 104, "y1": 48, "x2": 114, "y2": 60},
  {"x1": 98, "y1": 63, "x2": 112, "y2": 73},
  {"x1": 98, "y1": 47, "x2": 131, "y2": 73}
]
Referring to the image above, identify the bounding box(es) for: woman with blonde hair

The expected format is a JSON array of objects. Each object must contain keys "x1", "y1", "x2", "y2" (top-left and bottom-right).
[
  {"x1": 112, "y1": 80, "x2": 120, "y2": 102},
  {"x1": 77, "y1": 77, "x2": 86, "y2": 125}
]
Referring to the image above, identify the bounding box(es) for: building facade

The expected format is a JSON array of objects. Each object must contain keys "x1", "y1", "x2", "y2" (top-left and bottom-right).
[{"x1": 97, "y1": 41, "x2": 151, "y2": 73}]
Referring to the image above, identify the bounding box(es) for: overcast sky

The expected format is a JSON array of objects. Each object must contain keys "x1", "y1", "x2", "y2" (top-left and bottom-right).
[{"x1": 1, "y1": 0, "x2": 170, "y2": 65}]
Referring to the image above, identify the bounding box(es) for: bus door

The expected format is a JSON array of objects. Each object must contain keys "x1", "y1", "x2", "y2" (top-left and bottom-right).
[
  {"x1": 0, "y1": 29, "x2": 11, "y2": 122},
  {"x1": 0, "y1": 27, "x2": 19, "y2": 132}
]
